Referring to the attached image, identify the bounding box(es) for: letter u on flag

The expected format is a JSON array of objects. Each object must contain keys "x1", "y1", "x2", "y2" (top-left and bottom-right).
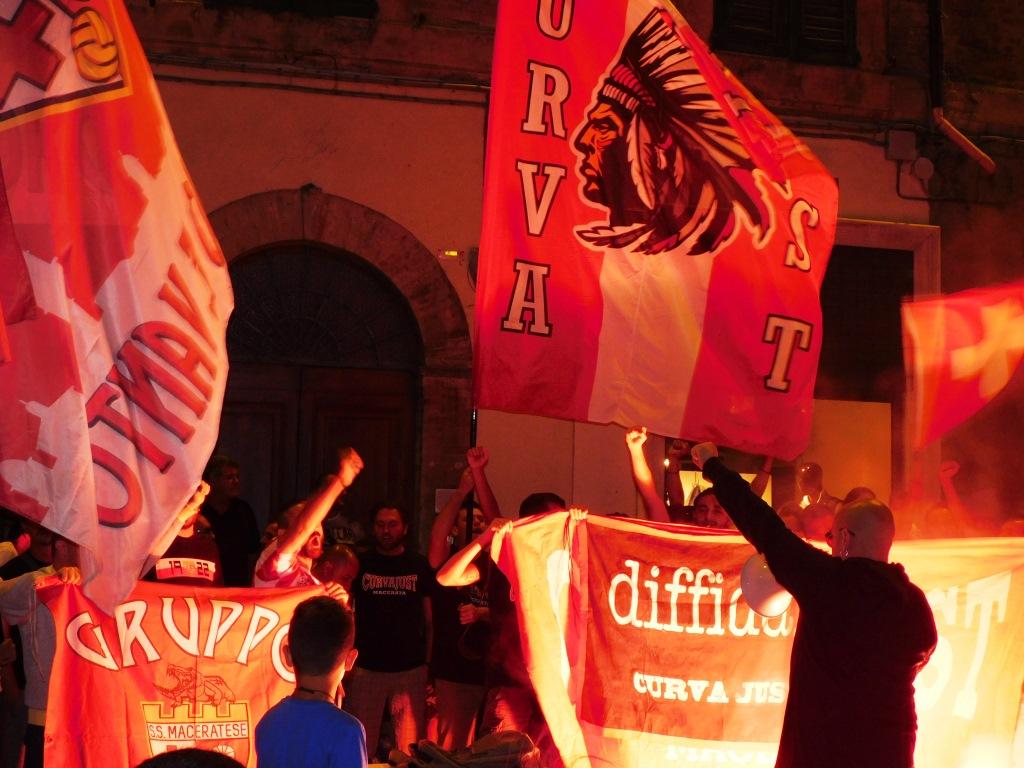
[
  {"x1": 0, "y1": 0, "x2": 233, "y2": 611},
  {"x1": 474, "y1": 0, "x2": 838, "y2": 459},
  {"x1": 903, "y1": 280, "x2": 1024, "y2": 447}
]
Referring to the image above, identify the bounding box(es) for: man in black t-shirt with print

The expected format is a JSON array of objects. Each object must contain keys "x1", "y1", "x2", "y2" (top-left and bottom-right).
[{"x1": 345, "y1": 504, "x2": 433, "y2": 761}]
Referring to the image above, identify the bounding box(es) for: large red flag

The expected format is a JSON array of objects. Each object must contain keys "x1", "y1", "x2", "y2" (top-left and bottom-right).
[
  {"x1": 40, "y1": 581, "x2": 317, "y2": 766},
  {"x1": 903, "y1": 280, "x2": 1024, "y2": 447},
  {"x1": 493, "y1": 513, "x2": 1024, "y2": 768},
  {"x1": 474, "y1": 0, "x2": 838, "y2": 459},
  {"x1": 0, "y1": 0, "x2": 233, "y2": 611}
]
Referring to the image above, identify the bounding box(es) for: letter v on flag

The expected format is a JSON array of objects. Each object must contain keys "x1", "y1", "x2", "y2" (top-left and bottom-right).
[
  {"x1": 474, "y1": 0, "x2": 838, "y2": 460},
  {"x1": 903, "y1": 280, "x2": 1024, "y2": 447},
  {"x1": 0, "y1": 0, "x2": 233, "y2": 612}
]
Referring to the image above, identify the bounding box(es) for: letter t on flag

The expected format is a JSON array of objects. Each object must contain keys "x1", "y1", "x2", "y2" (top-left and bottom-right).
[
  {"x1": 474, "y1": 0, "x2": 838, "y2": 460},
  {"x1": 0, "y1": 0, "x2": 233, "y2": 612},
  {"x1": 903, "y1": 280, "x2": 1024, "y2": 447}
]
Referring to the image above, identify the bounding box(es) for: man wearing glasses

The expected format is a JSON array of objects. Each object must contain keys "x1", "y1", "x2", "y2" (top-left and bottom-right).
[{"x1": 691, "y1": 443, "x2": 937, "y2": 768}]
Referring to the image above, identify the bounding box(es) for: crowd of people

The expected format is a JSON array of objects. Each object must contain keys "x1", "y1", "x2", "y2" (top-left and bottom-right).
[
  {"x1": 0, "y1": 430, "x2": 1018, "y2": 768},
  {"x1": 624, "y1": 426, "x2": 1024, "y2": 540}
]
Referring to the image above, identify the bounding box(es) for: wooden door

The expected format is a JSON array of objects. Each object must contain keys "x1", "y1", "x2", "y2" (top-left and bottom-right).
[
  {"x1": 218, "y1": 364, "x2": 300, "y2": 532},
  {"x1": 300, "y1": 368, "x2": 417, "y2": 534},
  {"x1": 217, "y1": 363, "x2": 417, "y2": 536}
]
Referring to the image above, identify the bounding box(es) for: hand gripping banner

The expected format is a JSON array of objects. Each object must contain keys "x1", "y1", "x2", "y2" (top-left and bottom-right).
[
  {"x1": 474, "y1": 0, "x2": 838, "y2": 459},
  {"x1": 0, "y1": 0, "x2": 233, "y2": 611},
  {"x1": 492, "y1": 513, "x2": 1024, "y2": 767}
]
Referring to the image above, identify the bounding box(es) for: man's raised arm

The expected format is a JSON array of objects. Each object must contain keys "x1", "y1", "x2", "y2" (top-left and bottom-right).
[
  {"x1": 467, "y1": 446, "x2": 501, "y2": 523},
  {"x1": 429, "y1": 467, "x2": 475, "y2": 569},
  {"x1": 626, "y1": 427, "x2": 670, "y2": 522},
  {"x1": 276, "y1": 448, "x2": 363, "y2": 560},
  {"x1": 691, "y1": 443, "x2": 832, "y2": 597}
]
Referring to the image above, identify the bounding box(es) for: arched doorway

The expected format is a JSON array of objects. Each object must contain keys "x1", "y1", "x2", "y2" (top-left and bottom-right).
[{"x1": 208, "y1": 188, "x2": 473, "y2": 541}]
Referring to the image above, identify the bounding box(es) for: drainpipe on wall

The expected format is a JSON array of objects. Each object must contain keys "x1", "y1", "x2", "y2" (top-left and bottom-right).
[{"x1": 928, "y1": 0, "x2": 997, "y2": 174}]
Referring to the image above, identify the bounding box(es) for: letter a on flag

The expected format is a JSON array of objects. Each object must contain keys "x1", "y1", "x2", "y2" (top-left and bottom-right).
[
  {"x1": 903, "y1": 280, "x2": 1024, "y2": 447},
  {"x1": 0, "y1": 0, "x2": 233, "y2": 611},
  {"x1": 474, "y1": 0, "x2": 838, "y2": 459}
]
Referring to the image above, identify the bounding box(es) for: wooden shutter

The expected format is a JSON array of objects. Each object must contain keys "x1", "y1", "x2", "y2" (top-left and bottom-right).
[
  {"x1": 712, "y1": 0, "x2": 789, "y2": 57},
  {"x1": 793, "y1": 0, "x2": 860, "y2": 66},
  {"x1": 713, "y1": 0, "x2": 859, "y2": 66}
]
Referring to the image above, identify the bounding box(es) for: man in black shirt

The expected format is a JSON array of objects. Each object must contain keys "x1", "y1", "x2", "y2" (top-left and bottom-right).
[
  {"x1": 200, "y1": 455, "x2": 260, "y2": 587},
  {"x1": 345, "y1": 504, "x2": 433, "y2": 760},
  {"x1": 691, "y1": 443, "x2": 937, "y2": 768}
]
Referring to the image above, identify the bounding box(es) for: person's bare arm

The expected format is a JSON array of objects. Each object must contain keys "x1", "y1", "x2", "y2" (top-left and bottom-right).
[
  {"x1": 626, "y1": 428, "x2": 669, "y2": 522},
  {"x1": 750, "y1": 457, "x2": 774, "y2": 499},
  {"x1": 467, "y1": 446, "x2": 501, "y2": 523},
  {"x1": 276, "y1": 448, "x2": 363, "y2": 559},
  {"x1": 141, "y1": 482, "x2": 210, "y2": 576},
  {"x1": 429, "y1": 468, "x2": 474, "y2": 569},
  {"x1": 437, "y1": 518, "x2": 510, "y2": 587}
]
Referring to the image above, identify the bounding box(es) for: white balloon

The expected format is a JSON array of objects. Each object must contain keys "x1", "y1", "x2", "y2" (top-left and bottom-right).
[{"x1": 741, "y1": 553, "x2": 793, "y2": 617}]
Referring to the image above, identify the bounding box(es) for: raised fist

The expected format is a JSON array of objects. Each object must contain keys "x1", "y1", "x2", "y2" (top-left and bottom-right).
[
  {"x1": 467, "y1": 446, "x2": 489, "y2": 470},
  {"x1": 338, "y1": 448, "x2": 364, "y2": 487},
  {"x1": 625, "y1": 427, "x2": 648, "y2": 449},
  {"x1": 690, "y1": 442, "x2": 718, "y2": 470}
]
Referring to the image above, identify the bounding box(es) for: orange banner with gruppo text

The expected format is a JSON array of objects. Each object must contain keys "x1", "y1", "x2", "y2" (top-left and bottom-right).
[
  {"x1": 40, "y1": 581, "x2": 317, "y2": 767},
  {"x1": 493, "y1": 513, "x2": 1024, "y2": 768}
]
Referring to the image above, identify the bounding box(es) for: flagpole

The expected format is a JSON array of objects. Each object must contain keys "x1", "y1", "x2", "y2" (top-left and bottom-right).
[{"x1": 463, "y1": 407, "x2": 479, "y2": 546}]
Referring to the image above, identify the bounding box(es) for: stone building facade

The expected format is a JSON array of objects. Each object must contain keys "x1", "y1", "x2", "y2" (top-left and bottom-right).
[{"x1": 124, "y1": 0, "x2": 1024, "y2": 535}]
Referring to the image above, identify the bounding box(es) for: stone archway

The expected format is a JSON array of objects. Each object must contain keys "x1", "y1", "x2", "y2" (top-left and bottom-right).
[{"x1": 208, "y1": 187, "x2": 473, "y2": 538}]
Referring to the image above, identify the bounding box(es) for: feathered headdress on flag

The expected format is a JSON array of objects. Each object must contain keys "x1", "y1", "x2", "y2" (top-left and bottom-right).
[{"x1": 576, "y1": 9, "x2": 773, "y2": 255}]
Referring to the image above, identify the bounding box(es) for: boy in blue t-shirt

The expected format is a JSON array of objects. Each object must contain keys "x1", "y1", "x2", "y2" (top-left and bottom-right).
[{"x1": 255, "y1": 596, "x2": 366, "y2": 767}]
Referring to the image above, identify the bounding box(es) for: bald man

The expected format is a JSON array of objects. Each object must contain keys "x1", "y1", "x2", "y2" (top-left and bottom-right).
[{"x1": 691, "y1": 443, "x2": 937, "y2": 768}]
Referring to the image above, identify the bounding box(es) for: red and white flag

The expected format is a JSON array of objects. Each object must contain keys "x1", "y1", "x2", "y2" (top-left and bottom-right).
[
  {"x1": 475, "y1": 0, "x2": 835, "y2": 460},
  {"x1": 493, "y1": 512, "x2": 1024, "y2": 768},
  {"x1": 0, "y1": 0, "x2": 233, "y2": 611},
  {"x1": 903, "y1": 280, "x2": 1024, "y2": 447},
  {"x1": 473, "y1": 0, "x2": 838, "y2": 459}
]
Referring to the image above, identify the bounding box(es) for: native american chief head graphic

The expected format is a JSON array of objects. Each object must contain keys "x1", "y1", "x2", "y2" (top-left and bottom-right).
[{"x1": 572, "y1": 9, "x2": 773, "y2": 256}]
